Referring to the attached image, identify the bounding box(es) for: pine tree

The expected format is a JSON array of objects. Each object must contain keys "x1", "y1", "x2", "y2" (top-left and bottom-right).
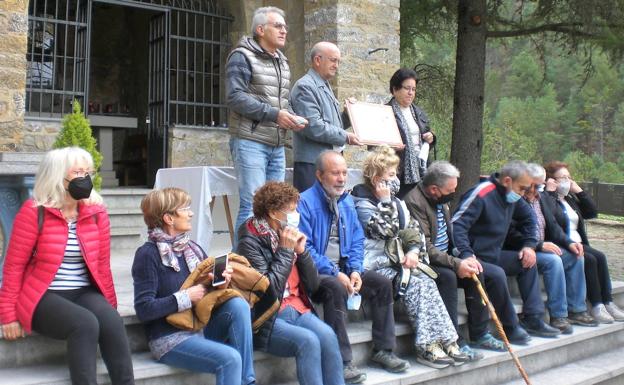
[{"x1": 53, "y1": 100, "x2": 103, "y2": 190}]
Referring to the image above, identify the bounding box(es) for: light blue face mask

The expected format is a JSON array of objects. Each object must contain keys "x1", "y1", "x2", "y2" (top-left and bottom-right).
[{"x1": 506, "y1": 190, "x2": 522, "y2": 203}]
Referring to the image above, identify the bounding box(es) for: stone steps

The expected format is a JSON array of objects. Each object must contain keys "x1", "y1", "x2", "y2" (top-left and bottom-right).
[{"x1": 0, "y1": 281, "x2": 622, "y2": 384}]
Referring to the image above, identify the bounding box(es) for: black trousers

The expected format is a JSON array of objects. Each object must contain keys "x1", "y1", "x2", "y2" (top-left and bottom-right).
[
  {"x1": 293, "y1": 162, "x2": 318, "y2": 193},
  {"x1": 583, "y1": 244, "x2": 613, "y2": 305},
  {"x1": 433, "y1": 266, "x2": 460, "y2": 335},
  {"x1": 459, "y1": 260, "x2": 520, "y2": 340},
  {"x1": 318, "y1": 271, "x2": 396, "y2": 363},
  {"x1": 32, "y1": 287, "x2": 134, "y2": 385}
]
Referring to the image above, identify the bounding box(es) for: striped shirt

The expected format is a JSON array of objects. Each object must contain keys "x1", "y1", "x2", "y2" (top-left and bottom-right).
[
  {"x1": 433, "y1": 204, "x2": 449, "y2": 253},
  {"x1": 50, "y1": 221, "x2": 91, "y2": 290}
]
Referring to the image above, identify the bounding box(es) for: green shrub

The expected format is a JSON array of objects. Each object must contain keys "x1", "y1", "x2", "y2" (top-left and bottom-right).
[{"x1": 53, "y1": 100, "x2": 103, "y2": 190}]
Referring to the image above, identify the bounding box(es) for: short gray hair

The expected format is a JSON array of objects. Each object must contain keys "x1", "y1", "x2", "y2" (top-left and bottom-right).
[
  {"x1": 500, "y1": 160, "x2": 530, "y2": 181},
  {"x1": 251, "y1": 6, "x2": 285, "y2": 36},
  {"x1": 527, "y1": 163, "x2": 546, "y2": 180},
  {"x1": 422, "y1": 161, "x2": 460, "y2": 188},
  {"x1": 315, "y1": 150, "x2": 343, "y2": 172}
]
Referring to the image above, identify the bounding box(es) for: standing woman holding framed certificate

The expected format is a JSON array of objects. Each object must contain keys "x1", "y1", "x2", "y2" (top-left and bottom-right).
[{"x1": 387, "y1": 68, "x2": 436, "y2": 198}]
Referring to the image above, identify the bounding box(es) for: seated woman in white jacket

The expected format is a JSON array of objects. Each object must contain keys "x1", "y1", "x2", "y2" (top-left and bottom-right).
[{"x1": 351, "y1": 146, "x2": 468, "y2": 369}]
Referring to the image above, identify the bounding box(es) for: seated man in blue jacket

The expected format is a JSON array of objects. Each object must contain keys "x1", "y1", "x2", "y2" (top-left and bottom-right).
[
  {"x1": 504, "y1": 163, "x2": 597, "y2": 333},
  {"x1": 452, "y1": 161, "x2": 560, "y2": 346},
  {"x1": 298, "y1": 150, "x2": 409, "y2": 384}
]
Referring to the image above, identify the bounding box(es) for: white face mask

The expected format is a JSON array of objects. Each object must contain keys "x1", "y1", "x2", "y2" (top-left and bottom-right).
[
  {"x1": 277, "y1": 210, "x2": 300, "y2": 229},
  {"x1": 557, "y1": 180, "x2": 571, "y2": 197}
]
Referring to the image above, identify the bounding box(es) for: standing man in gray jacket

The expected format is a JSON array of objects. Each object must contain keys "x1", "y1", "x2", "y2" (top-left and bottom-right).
[
  {"x1": 226, "y1": 6, "x2": 306, "y2": 244},
  {"x1": 290, "y1": 42, "x2": 361, "y2": 192}
]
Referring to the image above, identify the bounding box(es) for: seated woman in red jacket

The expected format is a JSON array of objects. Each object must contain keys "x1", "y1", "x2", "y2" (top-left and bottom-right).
[{"x1": 0, "y1": 147, "x2": 134, "y2": 385}]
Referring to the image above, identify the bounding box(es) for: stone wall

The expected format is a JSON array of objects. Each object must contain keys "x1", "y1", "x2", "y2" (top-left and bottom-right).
[{"x1": 0, "y1": 1, "x2": 29, "y2": 152}]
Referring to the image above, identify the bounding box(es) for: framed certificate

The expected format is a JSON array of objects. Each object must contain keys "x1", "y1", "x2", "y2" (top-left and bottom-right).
[{"x1": 346, "y1": 101, "x2": 403, "y2": 146}]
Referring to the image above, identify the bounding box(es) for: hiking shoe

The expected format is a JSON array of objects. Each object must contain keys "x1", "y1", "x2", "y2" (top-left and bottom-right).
[
  {"x1": 504, "y1": 325, "x2": 532, "y2": 345},
  {"x1": 343, "y1": 363, "x2": 366, "y2": 384},
  {"x1": 443, "y1": 341, "x2": 471, "y2": 365},
  {"x1": 520, "y1": 317, "x2": 560, "y2": 338},
  {"x1": 568, "y1": 311, "x2": 598, "y2": 327},
  {"x1": 605, "y1": 302, "x2": 624, "y2": 321},
  {"x1": 591, "y1": 304, "x2": 615, "y2": 324},
  {"x1": 459, "y1": 344, "x2": 484, "y2": 361},
  {"x1": 370, "y1": 350, "x2": 410, "y2": 373},
  {"x1": 550, "y1": 317, "x2": 573, "y2": 335},
  {"x1": 415, "y1": 343, "x2": 454, "y2": 369},
  {"x1": 471, "y1": 332, "x2": 506, "y2": 352}
]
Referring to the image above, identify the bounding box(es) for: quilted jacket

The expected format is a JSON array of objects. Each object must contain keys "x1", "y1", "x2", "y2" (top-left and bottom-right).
[{"x1": 0, "y1": 199, "x2": 114, "y2": 332}]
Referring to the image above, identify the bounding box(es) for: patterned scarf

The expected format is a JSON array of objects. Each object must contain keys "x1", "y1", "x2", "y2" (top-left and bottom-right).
[
  {"x1": 248, "y1": 217, "x2": 280, "y2": 253},
  {"x1": 147, "y1": 227, "x2": 203, "y2": 272},
  {"x1": 390, "y1": 98, "x2": 421, "y2": 185}
]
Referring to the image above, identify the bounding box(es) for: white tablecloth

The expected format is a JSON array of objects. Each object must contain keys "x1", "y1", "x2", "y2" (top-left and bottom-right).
[{"x1": 154, "y1": 166, "x2": 363, "y2": 251}]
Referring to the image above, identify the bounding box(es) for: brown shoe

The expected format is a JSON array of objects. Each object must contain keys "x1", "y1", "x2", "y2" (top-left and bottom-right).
[
  {"x1": 550, "y1": 317, "x2": 573, "y2": 334},
  {"x1": 568, "y1": 311, "x2": 599, "y2": 327}
]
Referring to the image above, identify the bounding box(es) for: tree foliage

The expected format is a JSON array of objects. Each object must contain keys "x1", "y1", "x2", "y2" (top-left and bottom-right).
[
  {"x1": 53, "y1": 100, "x2": 103, "y2": 190},
  {"x1": 400, "y1": 0, "x2": 624, "y2": 187}
]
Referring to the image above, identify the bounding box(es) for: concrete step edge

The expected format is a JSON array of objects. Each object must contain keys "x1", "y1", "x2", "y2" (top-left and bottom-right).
[
  {"x1": 500, "y1": 344, "x2": 624, "y2": 385},
  {"x1": 1, "y1": 323, "x2": 622, "y2": 385}
]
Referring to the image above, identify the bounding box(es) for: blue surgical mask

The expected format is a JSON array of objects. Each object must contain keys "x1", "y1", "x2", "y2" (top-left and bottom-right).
[
  {"x1": 506, "y1": 190, "x2": 522, "y2": 203},
  {"x1": 537, "y1": 184, "x2": 545, "y2": 193}
]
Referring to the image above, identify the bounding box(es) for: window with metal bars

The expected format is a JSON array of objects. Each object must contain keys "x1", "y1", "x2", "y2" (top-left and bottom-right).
[
  {"x1": 26, "y1": 0, "x2": 88, "y2": 118},
  {"x1": 169, "y1": 7, "x2": 231, "y2": 128}
]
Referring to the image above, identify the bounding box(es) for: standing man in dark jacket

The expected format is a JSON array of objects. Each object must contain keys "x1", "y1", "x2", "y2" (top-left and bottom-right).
[
  {"x1": 226, "y1": 6, "x2": 307, "y2": 245},
  {"x1": 404, "y1": 161, "x2": 486, "y2": 359},
  {"x1": 298, "y1": 151, "x2": 409, "y2": 383},
  {"x1": 504, "y1": 163, "x2": 597, "y2": 333},
  {"x1": 452, "y1": 161, "x2": 560, "y2": 346},
  {"x1": 290, "y1": 41, "x2": 361, "y2": 192}
]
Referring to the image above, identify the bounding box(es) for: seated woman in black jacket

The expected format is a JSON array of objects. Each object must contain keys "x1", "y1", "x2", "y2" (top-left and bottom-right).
[
  {"x1": 236, "y1": 181, "x2": 344, "y2": 385},
  {"x1": 544, "y1": 161, "x2": 624, "y2": 323}
]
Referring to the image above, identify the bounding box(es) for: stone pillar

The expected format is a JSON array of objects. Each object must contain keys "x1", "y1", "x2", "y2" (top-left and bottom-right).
[
  {"x1": 0, "y1": 2, "x2": 29, "y2": 152},
  {"x1": 303, "y1": 0, "x2": 400, "y2": 166}
]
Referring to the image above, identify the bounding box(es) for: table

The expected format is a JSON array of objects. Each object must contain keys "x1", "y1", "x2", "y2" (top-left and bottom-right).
[{"x1": 154, "y1": 166, "x2": 363, "y2": 252}]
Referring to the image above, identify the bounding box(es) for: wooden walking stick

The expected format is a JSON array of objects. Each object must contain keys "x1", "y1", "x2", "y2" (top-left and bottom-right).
[{"x1": 471, "y1": 273, "x2": 532, "y2": 385}]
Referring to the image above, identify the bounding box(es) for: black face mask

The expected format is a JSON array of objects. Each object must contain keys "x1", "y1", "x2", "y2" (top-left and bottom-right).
[
  {"x1": 66, "y1": 175, "x2": 93, "y2": 200},
  {"x1": 437, "y1": 192, "x2": 455, "y2": 204}
]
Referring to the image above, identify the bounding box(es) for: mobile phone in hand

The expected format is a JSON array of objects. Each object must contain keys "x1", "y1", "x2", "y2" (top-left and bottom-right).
[{"x1": 212, "y1": 254, "x2": 228, "y2": 286}]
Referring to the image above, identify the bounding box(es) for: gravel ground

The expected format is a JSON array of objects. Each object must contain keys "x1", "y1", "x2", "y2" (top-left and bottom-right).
[{"x1": 586, "y1": 220, "x2": 624, "y2": 282}]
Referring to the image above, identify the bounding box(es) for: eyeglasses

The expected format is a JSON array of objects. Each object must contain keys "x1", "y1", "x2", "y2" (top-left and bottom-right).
[
  {"x1": 319, "y1": 56, "x2": 341, "y2": 64},
  {"x1": 176, "y1": 206, "x2": 192, "y2": 213},
  {"x1": 401, "y1": 86, "x2": 417, "y2": 93},
  {"x1": 266, "y1": 22, "x2": 288, "y2": 31},
  {"x1": 555, "y1": 176, "x2": 571, "y2": 181},
  {"x1": 69, "y1": 170, "x2": 95, "y2": 178}
]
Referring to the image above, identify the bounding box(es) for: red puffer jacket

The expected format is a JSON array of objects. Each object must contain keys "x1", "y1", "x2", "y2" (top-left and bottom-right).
[{"x1": 0, "y1": 199, "x2": 115, "y2": 333}]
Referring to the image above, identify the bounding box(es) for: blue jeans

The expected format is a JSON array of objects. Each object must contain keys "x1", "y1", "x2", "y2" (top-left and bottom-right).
[
  {"x1": 159, "y1": 297, "x2": 255, "y2": 385},
  {"x1": 537, "y1": 250, "x2": 587, "y2": 317},
  {"x1": 230, "y1": 137, "x2": 285, "y2": 247},
  {"x1": 265, "y1": 306, "x2": 344, "y2": 385}
]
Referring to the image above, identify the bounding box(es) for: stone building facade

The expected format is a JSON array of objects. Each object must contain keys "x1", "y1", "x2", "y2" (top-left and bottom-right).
[{"x1": 0, "y1": 0, "x2": 400, "y2": 182}]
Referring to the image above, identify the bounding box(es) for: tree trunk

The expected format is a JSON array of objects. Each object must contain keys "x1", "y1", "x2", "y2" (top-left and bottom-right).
[{"x1": 450, "y1": 0, "x2": 487, "y2": 199}]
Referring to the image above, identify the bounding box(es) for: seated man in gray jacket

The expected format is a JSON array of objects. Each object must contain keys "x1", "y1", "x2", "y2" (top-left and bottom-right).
[{"x1": 290, "y1": 41, "x2": 361, "y2": 192}]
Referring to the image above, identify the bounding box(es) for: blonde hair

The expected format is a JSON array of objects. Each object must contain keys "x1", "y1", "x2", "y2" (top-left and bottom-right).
[
  {"x1": 362, "y1": 145, "x2": 400, "y2": 187},
  {"x1": 32, "y1": 146, "x2": 102, "y2": 208},
  {"x1": 141, "y1": 187, "x2": 191, "y2": 229}
]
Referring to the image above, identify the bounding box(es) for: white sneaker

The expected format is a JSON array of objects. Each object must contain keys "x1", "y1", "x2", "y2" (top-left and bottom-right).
[
  {"x1": 591, "y1": 303, "x2": 615, "y2": 324},
  {"x1": 605, "y1": 302, "x2": 624, "y2": 321}
]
